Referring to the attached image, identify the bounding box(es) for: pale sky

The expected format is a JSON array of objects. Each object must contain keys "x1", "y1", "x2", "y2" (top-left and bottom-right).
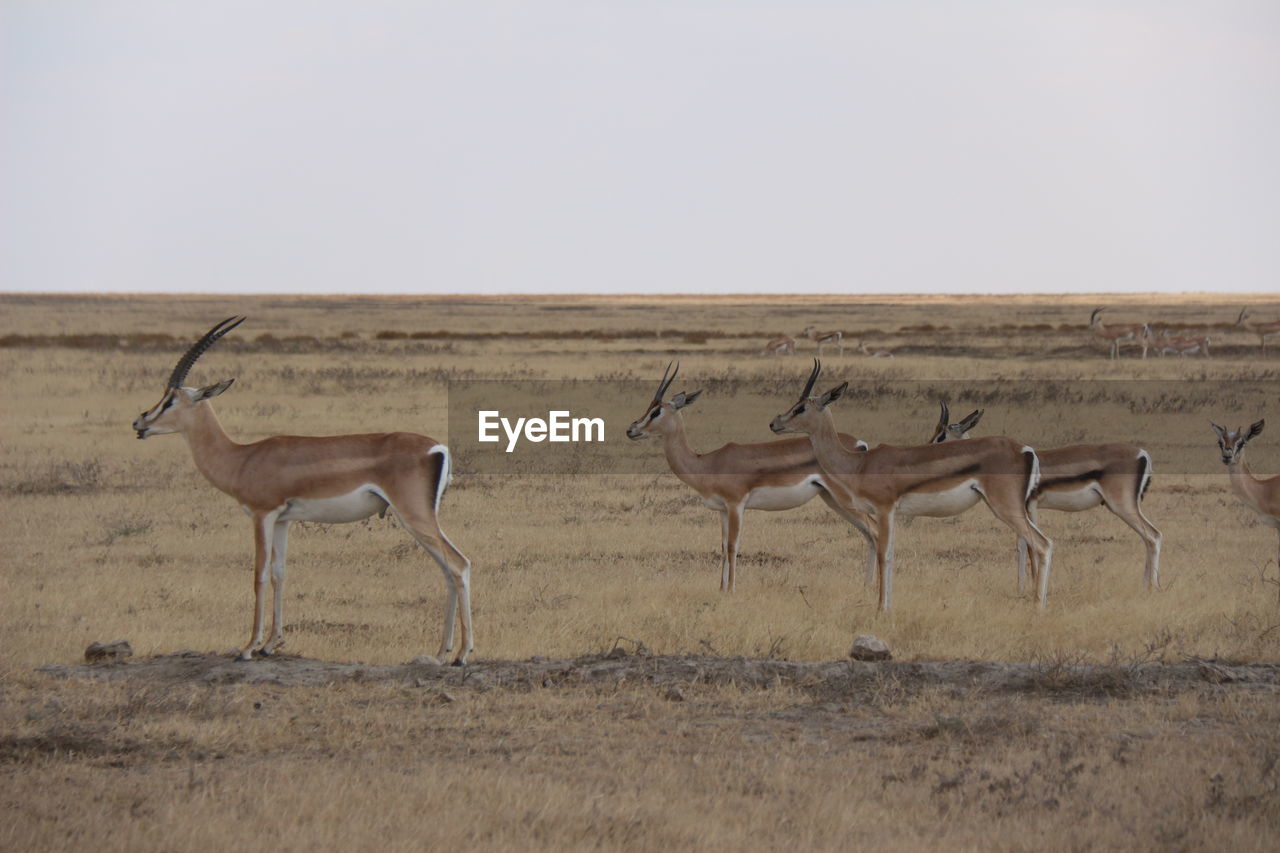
[{"x1": 2, "y1": 2, "x2": 1277, "y2": 295}]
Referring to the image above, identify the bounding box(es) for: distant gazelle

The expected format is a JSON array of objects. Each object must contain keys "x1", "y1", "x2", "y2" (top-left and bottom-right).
[
  {"x1": 931, "y1": 405, "x2": 1162, "y2": 590},
  {"x1": 762, "y1": 336, "x2": 796, "y2": 356},
  {"x1": 858, "y1": 341, "x2": 893, "y2": 359},
  {"x1": 133, "y1": 317, "x2": 474, "y2": 664},
  {"x1": 1236, "y1": 309, "x2": 1280, "y2": 353},
  {"x1": 770, "y1": 362, "x2": 1053, "y2": 611},
  {"x1": 1089, "y1": 308, "x2": 1149, "y2": 360},
  {"x1": 1211, "y1": 420, "x2": 1280, "y2": 566},
  {"x1": 626, "y1": 362, "x2": 874, "y2": 592},
  {"x1": 802, "y1": 326, "x2": 845, "y2": 356},
  {"x1": 1154, "y1": 333, "x2": 1210, "y2": 358}
]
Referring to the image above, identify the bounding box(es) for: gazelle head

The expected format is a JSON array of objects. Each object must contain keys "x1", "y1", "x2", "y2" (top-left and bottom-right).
[
  {"x1": 1236, "y1": 308, "x2": 1251, "y2": 326},
  {"x1": 133, "y1": 316, "x2": 244, "y2": 439},
  {"x1": 930, "y1": 401, "x2": 984, "y2": 444},
  {"x1": 626, "y1": 361, "x2": 702, "y2": 440},
  {"x1": 1211, "y1": 420, "x2": 1265, "y2": 465},
  {"x1": 769, "y1": 360, "x2": 846, "y2": 435}
]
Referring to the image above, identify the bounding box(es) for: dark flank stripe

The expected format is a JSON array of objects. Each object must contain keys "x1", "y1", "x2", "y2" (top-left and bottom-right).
[
  {"x1": 901, "y1": 462, "x2": 982, "y2": 493},
  {"x1": 1035, "y1": 468, "x2": 1106, "y2": 496},
  {"x1": 1137, "y1": 454, "x2": 1151, "y2": 502}
]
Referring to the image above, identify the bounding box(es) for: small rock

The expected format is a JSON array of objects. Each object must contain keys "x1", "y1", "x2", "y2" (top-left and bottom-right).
[
  {"x1": 435, "y1": 691, "x2": 456, "y2": 704},
  {"x1": 85, "y1": 640, "x2": 132, "y2": 663},
  {"x1": 664, "y1": 685, "x2": 686, "y2": 702},
  {"x1": 409, "y1": 655, "x2": 441, "y2": 667},
  {"x1": 607, "y1": 645, "x2": 629, "y2": 659},
  {"x1": 849, "y1": 634, "x2": 891, "y2": 662}
]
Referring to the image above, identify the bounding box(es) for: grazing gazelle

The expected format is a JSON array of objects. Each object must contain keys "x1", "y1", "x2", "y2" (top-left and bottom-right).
[
  {"x1": 769, "y1": 362, "x2": 1053, "y2": 611},
  {"x1": 1236, "y1": 309, "x2": 1280, "y2": 353},
  {"x1": 626, "y1": 362, "x2": 874, "y2": 592},
  {"x1": 1089, "y1": 308, "x2": 1149, "y2": 360},
  {"x1": 802, "y1": 326, "x2": 845, "y2": 356},
  {"x1": 132, "y1": 317, "x2": 473, "y2": 664},
  {"x1": 930, "y1": 406, "x2": 1162, "y2": 590},
  {"x1": 762, "y1": 336, "x2": 796, "y2": 356},
  {"x1": 1154, "y1": 333, "x2": 1210, "y2": 358},
  {"x1": 858, "y1": 341, "x2": 893, "y2": 359},
  {"x1": 1211, "y1": 420, "x2": 1280, "y2": 566}
]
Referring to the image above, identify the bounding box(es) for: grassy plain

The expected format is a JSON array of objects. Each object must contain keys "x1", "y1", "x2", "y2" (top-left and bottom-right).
[{"x1": 2, "y1": 293, "x2": 1280, "y2": 850}]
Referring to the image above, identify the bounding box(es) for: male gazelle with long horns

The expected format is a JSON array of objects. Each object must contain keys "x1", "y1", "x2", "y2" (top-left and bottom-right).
[
  {"x1": 1211, "y1": 420, "x2": 1280, "y2": 568},
  {"x1": 802, "y1": 326, "x2": 844, "y2": 356},
  {"x1": 769, "y1": 362, "x2": 1053, "y2": 611},
  {"x1": 133, "y1": 317, "x2": 474, "y2": 664},
  {"x1": 626, "y1": 362, "x2": 873, "y2": 592},
  {"x1": 931, "y1": 404, "x2": 1162, "y2": 591},
  {"x1": 1236, "y1": 309, "x2": 1280, "y2": 353},
  {"x1": 1089, "y1": 308, "x2": 1149, "y2": 360}
]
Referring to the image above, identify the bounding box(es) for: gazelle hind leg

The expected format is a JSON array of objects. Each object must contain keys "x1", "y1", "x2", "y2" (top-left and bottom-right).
[
  {"x1": 979, "y1": 486, "x2": 1053, "y2": 607},
  {"x1": 1101, "y1": 494, "x2": 1163, "y2": 590},
  {"x1": 387, "y1": 502, "x2": 473, "y2": 665}
]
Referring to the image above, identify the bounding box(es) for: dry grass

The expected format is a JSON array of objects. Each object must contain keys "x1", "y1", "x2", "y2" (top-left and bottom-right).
[{"x1": 3, "y1": 293, "x2": 1280, "y2": 850}]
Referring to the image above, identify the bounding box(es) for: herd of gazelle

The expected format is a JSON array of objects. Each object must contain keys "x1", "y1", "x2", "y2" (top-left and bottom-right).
[
  {"x1": 764, "y1": 327, "x2": 893, "y2": 359},
  {"x1": 135, "y1": 319, "x2": 1279, "y2": 663},
  {"x1": 1090, "y1": 306, "x2": 1280, "y2": 359},
  {"x1": 767, "y1": 306, "x2": 1278, "y2": 361}
]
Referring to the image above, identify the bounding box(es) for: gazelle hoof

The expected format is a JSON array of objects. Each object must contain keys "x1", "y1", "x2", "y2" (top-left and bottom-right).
[{"x1": 450, "y1": 658, "x2": 467, "y2": 667}]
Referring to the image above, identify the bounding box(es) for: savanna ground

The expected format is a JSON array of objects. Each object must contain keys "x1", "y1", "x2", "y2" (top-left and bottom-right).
[{"x1": 3, "y1": 293, "x2": 1280, "y2": 850}]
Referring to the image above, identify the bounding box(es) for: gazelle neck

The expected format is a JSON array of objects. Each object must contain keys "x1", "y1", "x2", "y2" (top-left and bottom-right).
[
  {"x1": 658, "y1": 411, "x2": 711, "y2": 481},
  {"x1": 180, "y1": 401, "x2": 247, "y2": 496},
  {"x1": 805, "y1": 408, "x2": 862, "y2": 471}
]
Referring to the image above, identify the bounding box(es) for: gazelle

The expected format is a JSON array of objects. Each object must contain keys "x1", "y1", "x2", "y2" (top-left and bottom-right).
[
  {"x1": 1155, "y1": 334, "x2": 1210, "y2": 358},
  {"x1": 1089, "y1": 308, "x2": 1149, "y2": 359},
  {"x1": 928, "y1": 402, "x2": 984, "y2": 444},
  {"x1": 858, "y1": 341, "x2": 893, "y2": 359},
  {"x1": 1236, "y1": 309, "x2": 1280, "y2": 353},
  {"x1": 769, "y1": 362, "x2": 1053, "y2": 611},
  {"x1": 762, "y1": 336, "x2": 796, "y2": 356},
  {"x1": 1211, "y1": 420, "x2": 1280, "y2": 567},
  {"x1": 931, "y1": 405, "x2": 1162, "y2": 590},
  {"x1": 803, "y1": 326, "x2": 844, "y2": 356},
  {"x1": 132, "y1": 317, "x2": 474, "y2": 664},
  {"x1": 626, "y1": 362, "x2": 874, "y2": 592}
]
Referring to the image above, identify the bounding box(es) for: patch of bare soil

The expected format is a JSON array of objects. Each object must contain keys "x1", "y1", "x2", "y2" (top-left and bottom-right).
[{"x1": 38, "y1": 651, "x2": 1280, "y2": 701}]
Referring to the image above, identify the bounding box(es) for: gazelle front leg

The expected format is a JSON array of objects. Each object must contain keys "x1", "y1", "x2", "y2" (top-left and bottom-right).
[
  {"x1": 872, "y1": 512, "x2": 896, "y2": 612},
  {"x1": 240, "y1": 510, "x2": 279, "y2": 661},
  {"x1": 720, "y1": 503, "x2": 744, "y2": 592},
  {"x1": 259, "y1": 519, "x2": 290, "y2": 656}
]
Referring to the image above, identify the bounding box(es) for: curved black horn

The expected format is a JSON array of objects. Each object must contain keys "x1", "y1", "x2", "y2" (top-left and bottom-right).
[
  {"x1": 1237, "y1": 308, "x2": 1249, "y2": 324},
  {"x1": 652, "y1": 360, "x2": 679, "y2": 404},
  {"x1": 1090, "y1": 307, "x2": 1103, "y2": 323},
  {"x1": 938, "y1": 400, "x2": 950, "y2": 425},
  {"x1": 801, "y1": 359, "x2": 821, "y2": 399},
  {"x1": 168, "y1": 316, "x2": 245, "y2": 388}
]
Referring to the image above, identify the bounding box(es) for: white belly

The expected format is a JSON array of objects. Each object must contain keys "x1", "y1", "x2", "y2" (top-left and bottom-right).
[
  {"x1": 1037, "y1": 486, "x2": 1102, "y2": 512},
  {"x1": 745, "y1": 479, "x2": 824, "y2": 511},
  {"x1": 898, "y1": 480, "x2": 982, "y2": 518},
  {"x1": 276, "y1": 487, "x2": 389, "y2": 523}
]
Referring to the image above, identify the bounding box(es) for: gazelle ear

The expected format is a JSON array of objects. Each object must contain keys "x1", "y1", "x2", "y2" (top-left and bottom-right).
[
  {"x1": 195, "y1": 379, "x2": 235, "y2": 401},
  {"x1": 1247, "y1": 419, "x2": 1266, "y2": 442},
  {"x1": 670, "y1": 390, "x2": 702, "y2": 410},
  {"x1": 1210, "y1": 422, "x2": 1227, "y2": 442},
  {"x1": 958, "y1": 409, "x2": 984, "y2": 431},
  {"x1": 817, "y1": 382, "x2": 848, "y2": 409}
]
